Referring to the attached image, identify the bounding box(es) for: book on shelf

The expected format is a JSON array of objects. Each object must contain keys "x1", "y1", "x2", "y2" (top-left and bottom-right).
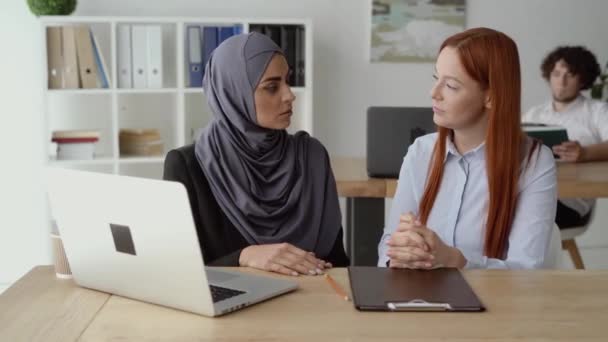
[
  {"x1": 263, "y1": 25, "x2": 281, "y2": 46},
  {"x1": 119, "y1": 128, "x2": 163, "y2": 156},
  {"x1": 201, "y1": 26, "x2": 218, "y2": 82},
  {"x1": 187, "y1": 25, "x2": 203, "y2": 87},
  {"x1": 131, "y1": 25, "x2": 148, "y2": 88},
  {"x1": 197, "y1": 24, "x2": 242, "y2": 84},
  {"x1": 51, "y1": 130, "x2": 100, "y2": 160},
  {"x1": 55, "y1": 143, "x2": 97, "y2": 160},
  {"x1": 90, "y1": 30, "x2": 110, "y2": 88},
  {"x1": 249, "y1": 24, "x2": 305, "y2": 87},
  {"x1": 52, "y1": 130, "x2": 100, "y2": 139},
  {"x1": 52, "y1": 137, "x2": 99, "y2": 143},
  {"x1": 62, "y1": 26, "x2": 79, "y2": 88},
  {"x1": 117, "y1": 25, "x2": 133, "y2": 88},
  {"x1": 118, "y1": 24, "x2": 163, "y2": 89},
  {"x1": 74, "y1": 25, "x2": 99, "y2": 89},
  {"x1": 295, "y1": 26, "x2": 305, "y2": 87},
  {"x1": 146, "y1": 25, "x2": 163, "y2": 88},
  {"x1": 46, "y1": 26, "x2": 63, "y2": 89},
  {"x1": 46, "y1": 25, "x2": 110, "y2": 89},
  {"x1": 281, "y1": 26, "x2": 297, "y2": 86}
]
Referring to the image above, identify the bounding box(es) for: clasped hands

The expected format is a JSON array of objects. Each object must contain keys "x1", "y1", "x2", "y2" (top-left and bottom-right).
[
  {"x1": 386, "y1": 212, "x2": 466, "y2": 269},
  {"x1": 239, "y1": 242, "x2": 331, "y2": 276}
]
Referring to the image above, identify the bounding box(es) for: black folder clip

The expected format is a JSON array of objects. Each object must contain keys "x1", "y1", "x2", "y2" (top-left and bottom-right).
[{"x1": 387, "y1": 299, "x2": 452, "y2": 311}]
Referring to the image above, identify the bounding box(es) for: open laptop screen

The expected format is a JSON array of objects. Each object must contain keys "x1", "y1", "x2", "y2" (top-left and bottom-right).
[{"x1": 367, "y1": 107, "x2": 436, "y2": 178}]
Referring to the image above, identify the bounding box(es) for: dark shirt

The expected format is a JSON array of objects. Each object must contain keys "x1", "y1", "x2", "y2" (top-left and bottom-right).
[{"x1": 163, "y1": 144, "x2": 349, "y2": 267}]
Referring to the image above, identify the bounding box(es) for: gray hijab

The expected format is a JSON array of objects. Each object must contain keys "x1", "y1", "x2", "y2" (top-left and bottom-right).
[{"x1": 195, "y1": 33, "x2": 341, "y2": 257}]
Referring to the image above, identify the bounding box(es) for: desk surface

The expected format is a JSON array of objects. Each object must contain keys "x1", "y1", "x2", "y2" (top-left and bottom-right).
[
  {"x1": 2, "y1": 266, "x2": 608, "y2": 341},
  {"x1": 333, "y1": 157, "x2": 608, "y2": 199}
]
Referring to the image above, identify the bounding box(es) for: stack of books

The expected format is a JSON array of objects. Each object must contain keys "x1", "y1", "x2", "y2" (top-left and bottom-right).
[
  {"x1": 117, "y1": 24, "x2": 164, "y2": 88},
  {"x1": 52, "y1": 130, "x2": 100, "y2": 160},
  {"x1": 119, "y1": 129, "x2": 163, "y2": 156},
  {"x1": 249, "y1": 24, "x2": 306, "y2": 87},
  {"x1": 46, "y1": 25, "x2": 110, "y2": 89},
  {"x1": 185, "y1": 24, "x2": 242, "y2": 87}
]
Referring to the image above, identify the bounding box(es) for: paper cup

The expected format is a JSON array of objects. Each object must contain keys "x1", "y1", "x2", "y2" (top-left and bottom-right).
[{"x1": 50, "y1": 233, "x2": 72, "y2": 279}]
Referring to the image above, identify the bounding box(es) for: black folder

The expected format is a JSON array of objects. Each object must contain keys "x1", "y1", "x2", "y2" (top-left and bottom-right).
[{"x1": 348, "y1": 266, "x2": 485, "y2": 312}]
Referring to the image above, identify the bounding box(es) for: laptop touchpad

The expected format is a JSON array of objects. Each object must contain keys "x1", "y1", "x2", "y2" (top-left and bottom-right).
[{"x1": 206, "y1": 269, "x2": 239, "y2": 283}]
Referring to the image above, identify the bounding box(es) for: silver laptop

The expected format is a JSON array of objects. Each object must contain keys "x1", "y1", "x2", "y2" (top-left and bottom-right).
[
  {"x1": 45, "y1": 167, "x2": 298, "y2": 317},
  {"x1": 367, "y1": 107, "x2": 436, "y2": 178}
]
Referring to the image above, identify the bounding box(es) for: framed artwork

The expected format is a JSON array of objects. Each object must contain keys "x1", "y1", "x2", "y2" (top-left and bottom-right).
[{"x1": 371, "y1": 0, "x2": 466, "y2": 63}]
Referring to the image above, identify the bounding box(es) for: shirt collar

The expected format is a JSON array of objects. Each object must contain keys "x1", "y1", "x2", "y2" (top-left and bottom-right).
[
  {"x1": 552, "y1": 94, "x2": 585, "y2": 113},
  {"x1": 444, "y1": 133, "x2": 486, "y2": 162}
]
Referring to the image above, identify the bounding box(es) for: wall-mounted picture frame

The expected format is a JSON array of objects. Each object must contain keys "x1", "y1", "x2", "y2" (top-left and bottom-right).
[{"x1": 371, "y1": 0, "x2": 466, "y2": 63}]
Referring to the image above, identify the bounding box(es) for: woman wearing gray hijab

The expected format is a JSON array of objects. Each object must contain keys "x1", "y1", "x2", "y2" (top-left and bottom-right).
[{"x1": 163, "y1": 32, "x2": 349, "y2": 276}]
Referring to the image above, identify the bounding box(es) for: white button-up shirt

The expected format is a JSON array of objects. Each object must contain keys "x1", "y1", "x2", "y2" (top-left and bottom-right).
[
  {"x1": 377, "y1": 133, "x2": 557, "y2": 269},
  {"x1": 523, "y1": 95, "x2": 608, "y2": 215}
]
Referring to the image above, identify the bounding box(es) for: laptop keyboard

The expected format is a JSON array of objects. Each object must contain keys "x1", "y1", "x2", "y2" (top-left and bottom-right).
[{"x1": 209, "y1": 285, "x2": 246, "y2": 303}]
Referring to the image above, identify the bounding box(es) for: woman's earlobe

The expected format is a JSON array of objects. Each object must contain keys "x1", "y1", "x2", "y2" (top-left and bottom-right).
[{"x1": 485, "y1": 95, "x2": 492, "y2": 110}]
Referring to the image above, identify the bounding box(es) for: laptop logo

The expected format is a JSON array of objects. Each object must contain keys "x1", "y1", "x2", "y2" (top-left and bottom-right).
[
  {"x1": 110, "y1": 223, "x2": 137, "y2": 255},
  {"x1": 410, "y1": 127, "x2": 427, "y2": 144}
]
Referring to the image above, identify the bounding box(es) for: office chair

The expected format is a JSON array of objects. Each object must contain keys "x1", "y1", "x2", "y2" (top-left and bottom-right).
[{"x1": 560, "y1": 204, "x2": 596, "y2": 270}]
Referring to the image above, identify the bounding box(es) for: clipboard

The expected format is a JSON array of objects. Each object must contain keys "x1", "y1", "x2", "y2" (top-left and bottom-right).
[{"x1": 348, "y1": 266, "x2": 485, "y2": 312}]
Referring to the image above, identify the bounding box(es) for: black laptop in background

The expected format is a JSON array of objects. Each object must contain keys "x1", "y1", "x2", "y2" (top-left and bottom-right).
[{"x1": 367, "y1": 107, "x2": 436, "y2": 178}]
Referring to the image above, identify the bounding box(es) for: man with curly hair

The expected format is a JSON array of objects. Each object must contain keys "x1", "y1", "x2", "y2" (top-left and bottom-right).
[{"x1": 523, "y1": 46, "x2": 608, "y2": 229}]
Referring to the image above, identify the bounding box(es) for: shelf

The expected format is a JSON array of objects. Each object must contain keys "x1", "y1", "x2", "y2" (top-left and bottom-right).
[
  {"x1": 48, "y1": 88, "x2": 183, "y2": 95},
  {"x1": 116, "y1": 88, "x2": 179, "y2": 94},
  {"x1": 182, "y1": 87, "x2": 307, "y2": 94},
  {"x1": 43, "y1": 16, "x2": 312, "y2": 180},
  {"x1": 48, "y1": 156, "x2": 165, "y2": 166},
  {"x1": 47, "y1": 89, "x2": 112, "y2": 95},
  {"x1": 40, "y1": 16, "x2": 310, "y2": 25},
  {"x1": 49, "y1": 157, "x2": 115, "y2": 165},
  {"x1": 118, "y1": 156, "x2": 165, "y2": 164},
  {"x1": 183, "y1": 88, "x2": 204, "y2": 94}
]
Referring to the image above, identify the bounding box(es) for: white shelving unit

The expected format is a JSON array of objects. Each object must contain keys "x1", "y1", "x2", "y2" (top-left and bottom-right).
[{"x1": 41, "y1": 16, "x2": 313, "y2": 179}]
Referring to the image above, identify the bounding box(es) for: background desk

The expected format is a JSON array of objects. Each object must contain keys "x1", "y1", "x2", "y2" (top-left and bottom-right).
[
  {"x1": 332, "y1": 158, "x2": 608, "y2": 265},
  {"x1": 1, "y1": 266, "x2": 607, "y2": 341}
]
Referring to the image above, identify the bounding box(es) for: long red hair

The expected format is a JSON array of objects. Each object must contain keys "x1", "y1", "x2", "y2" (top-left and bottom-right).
[{"x1": 418, "y1": 27, "x2": 532, "y2": 259}]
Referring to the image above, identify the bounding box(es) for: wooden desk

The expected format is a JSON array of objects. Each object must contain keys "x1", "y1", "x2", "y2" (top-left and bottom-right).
[
  {"x1": 2, "y1": 266, "x2": 608, "y2": 341},
  {"x1": 555, "y1": 161, "x2": 608, "y2": 198},
  {"x1": 332, "y1": 158, "x2": 608, "y2": 265},
  {"x1": 334, "y1": 157, "x2": 608, "y2": 199},
  {"x1": 0, "y1": 266, "x2": 109, "y2": 341}
]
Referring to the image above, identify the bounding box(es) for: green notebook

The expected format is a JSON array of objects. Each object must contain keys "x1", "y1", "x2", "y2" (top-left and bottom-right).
[{"x1": 522, "y1": 123, "x2": 569, "y2": 150}]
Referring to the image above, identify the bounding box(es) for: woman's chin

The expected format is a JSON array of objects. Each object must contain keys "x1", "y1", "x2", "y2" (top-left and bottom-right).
[
  {"x1": 280, "y1": 118, "x2": 292, "y2": 130},
  {"x1": 433, "y1": 113, "x2": 447, "y2": 127}
]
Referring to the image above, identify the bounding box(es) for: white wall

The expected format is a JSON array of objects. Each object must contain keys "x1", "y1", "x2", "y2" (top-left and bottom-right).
[
  {"x1": 1, "y1": 0, "x2": 608, "y2": 289},
  {"x1": 72, "y1": 0, "x2": 608, "y2": 154},
  {"x1": 0, "y1": 0, "x2": 49, "y2": 288}
]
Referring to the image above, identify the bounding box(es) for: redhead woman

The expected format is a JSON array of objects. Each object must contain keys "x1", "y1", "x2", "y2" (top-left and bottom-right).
[{"x1": 378, "y1": 28, "x2": 557, "y2": 269}]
